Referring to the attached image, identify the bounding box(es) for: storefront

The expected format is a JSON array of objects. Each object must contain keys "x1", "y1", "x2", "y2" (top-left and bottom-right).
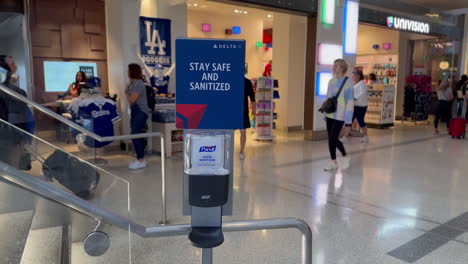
[
  {"x1": 187, "y1": 0, "x2": 309, "y2": 137},
  {"x1": 355, "y1": 8, "x2": 464, "y2": 127}
]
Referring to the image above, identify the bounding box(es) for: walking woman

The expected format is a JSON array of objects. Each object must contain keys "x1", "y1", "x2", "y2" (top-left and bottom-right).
[
  {"x1": 341, "y1": 70, "x2": 369, "y2": 142},
  {"x1": 323, "y1": 59, "x2": 354, "y2": 171},
  {"x1": 126, "y1": 64, "x2": 150, "y2": 170},
  {"x1": 433, "y1": 79, "x2": 453, "y2": 135}
]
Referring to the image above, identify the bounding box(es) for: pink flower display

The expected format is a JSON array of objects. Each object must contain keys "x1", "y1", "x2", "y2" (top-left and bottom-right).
[{"x1": 405, "y1": 74, "x2": 432, "y2": 93}]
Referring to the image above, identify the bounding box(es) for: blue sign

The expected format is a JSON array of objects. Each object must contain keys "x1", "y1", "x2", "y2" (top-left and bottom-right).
[
  {"x1": 176, "y1": 39, "x2": 246, "y2": 130},
  {"x1": 139, "y1": 17, "x2": 171, "y2": 67}
]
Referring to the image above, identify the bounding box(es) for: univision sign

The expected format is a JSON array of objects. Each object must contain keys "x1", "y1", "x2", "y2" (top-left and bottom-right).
[{"x1": 387, "y1": 16, "x2": 430, "y2": 34}]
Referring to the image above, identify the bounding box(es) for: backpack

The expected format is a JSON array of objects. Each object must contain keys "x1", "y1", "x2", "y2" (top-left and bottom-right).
[{"x1": 146, "y1": 85, "x2": 156, "y2": 112}]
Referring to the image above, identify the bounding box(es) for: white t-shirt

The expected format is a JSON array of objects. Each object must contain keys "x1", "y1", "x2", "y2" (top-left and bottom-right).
[
  {"x1": 437, "y1": 88, "x2": 452, "y2": 101},
  {"x1": 354, "y1": 80, "x2": 368, "y2": 107}
]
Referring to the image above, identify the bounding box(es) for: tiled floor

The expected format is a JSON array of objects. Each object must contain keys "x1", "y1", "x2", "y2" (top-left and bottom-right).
[{"x1": 67, "y1": 124, "x2": 468, "y2": 263}]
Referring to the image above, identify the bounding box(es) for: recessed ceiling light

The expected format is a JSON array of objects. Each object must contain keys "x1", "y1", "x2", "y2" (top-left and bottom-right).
[
  {"x1": 234, "y1": 9, "x2": 239, "y2": 13},
  {"x1": 193, "y1": 3, "x2": 199, "y2": 7},
  {"x1": 243, "y1": 11, "x2": 248, "y2": 14},
  {"x1": 267, "y1": 14, "x2": 273, "y2": 18}
]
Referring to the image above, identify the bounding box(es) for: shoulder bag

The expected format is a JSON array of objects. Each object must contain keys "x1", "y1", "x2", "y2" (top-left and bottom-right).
[{"x1": 319, "y1": 77, "x2": 348, "y2": 114}]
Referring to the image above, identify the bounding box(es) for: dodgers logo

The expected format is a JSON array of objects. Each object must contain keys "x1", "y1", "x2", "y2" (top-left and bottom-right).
[
  {"x1": 144, "y1": 20, "x2": 167, "y2": 56},
  {"x1": 387, "y1": 16, "x2": 394, "y2": 28},
  {"x1": 199, "y1": 146, "x2": 217, "y2": 152},
  {"x1": 140, "y1": 17, "x2": 171, "y2": 67}
]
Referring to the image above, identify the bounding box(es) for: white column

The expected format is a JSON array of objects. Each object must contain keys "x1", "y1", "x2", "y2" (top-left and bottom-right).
[
  {"x1": 272, "y1": 14, "x2": 307, "y2": 132},
  {"x1": 106, "y1": 0, "x2": 141, "y2": 135},
  {"x1": 106, "y1": 0, "x2": 187, "y2": 135},
  {"x1": 313, "y1": 0, "x2": 358, "y2": 134}
]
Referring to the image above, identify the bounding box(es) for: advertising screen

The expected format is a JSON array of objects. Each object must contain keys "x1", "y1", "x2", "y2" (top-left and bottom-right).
[{"x1": 43, "y1": 61, "x2": 98, "y2": 92}]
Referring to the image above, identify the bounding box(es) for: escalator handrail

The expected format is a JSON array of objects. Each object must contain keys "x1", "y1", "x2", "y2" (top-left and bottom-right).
[{"x1": 0, "y1": 160, "x2": 148, "y2": 235}]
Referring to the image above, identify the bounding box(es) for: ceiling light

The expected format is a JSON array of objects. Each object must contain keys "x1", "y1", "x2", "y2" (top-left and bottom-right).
[
  {"x1": 234, "y1": 9, "x2": 239, "y2": 13},
  {"x1": 243, "y1": 11, "x2": 248, "y2": 14},
  {"x1": 267, "y1": 14, "x2": 273, "y2": 18},
  {"x1": 425, "y1": 13, "x2": 440, "y2": 18},
  {"x1": 193, "y1": 3, "x2": 198, "y2": 7}
]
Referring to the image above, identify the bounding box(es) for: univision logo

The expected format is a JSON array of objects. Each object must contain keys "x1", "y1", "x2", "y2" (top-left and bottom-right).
[
  {"x1": 386, "y1": 16, "x2": 430, "y2": 34},
  {"x1": 387, "y1": 16, "x2": 394, "y2": 28}
]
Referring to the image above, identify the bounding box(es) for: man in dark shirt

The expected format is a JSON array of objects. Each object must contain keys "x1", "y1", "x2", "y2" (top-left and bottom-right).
[{"x1": 240, "y1": 77, "x2": 256, "y2": 160}]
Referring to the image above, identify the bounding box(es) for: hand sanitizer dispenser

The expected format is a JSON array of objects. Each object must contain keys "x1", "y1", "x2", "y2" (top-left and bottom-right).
[{"x1": 184, "y1": 131, "x2": 231, "y2": 249}]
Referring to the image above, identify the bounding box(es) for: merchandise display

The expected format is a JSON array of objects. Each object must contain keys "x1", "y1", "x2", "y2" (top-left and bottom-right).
[
  {"x1": 403, "y1": 74, "x2": 432, "y2": 121},
  {"x1": 356, "y1": 55, "x2": 398, "y2": 85},
  {"x1": 255, "y1": 77, "x2": 275, "y2": 140},
  {"x1": 151, "y1": 92, "x2": 183, "y2": 154},
  {"x1": 365, "y1": 84, "x2": 395, "y2": 126},
  {"x1": 372, "y1": 63, "x2": 397, "y2": 85}
]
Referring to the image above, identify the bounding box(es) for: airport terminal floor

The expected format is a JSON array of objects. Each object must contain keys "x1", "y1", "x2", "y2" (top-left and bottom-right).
[{"x1": 68, "y1": 124, "x2": 468, "y2": 263}]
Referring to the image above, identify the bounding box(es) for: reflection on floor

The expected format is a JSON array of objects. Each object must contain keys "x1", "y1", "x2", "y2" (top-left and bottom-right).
[{"x1": 68, "y1": 124, "x2": 468, "y2": 263}]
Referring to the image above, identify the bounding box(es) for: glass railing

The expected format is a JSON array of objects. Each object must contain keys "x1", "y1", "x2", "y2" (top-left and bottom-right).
[
  {"x1": 0, "y1": 119, "x2": 131, "y2": 263},
  {"x1": 0, "y1": 83, "x2": 167, "y2": 223}
]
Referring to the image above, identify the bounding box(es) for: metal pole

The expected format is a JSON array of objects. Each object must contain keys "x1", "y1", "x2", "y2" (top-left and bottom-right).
[
  {"x1": 159, "y1": 136, "x2": 167, "y2": 225},
  {"x1": 201, "y1": 248, "x2": 213, "y2": 264},
  {"x1": 301, "y1": 233, "x2": 312, "y2": 264}
]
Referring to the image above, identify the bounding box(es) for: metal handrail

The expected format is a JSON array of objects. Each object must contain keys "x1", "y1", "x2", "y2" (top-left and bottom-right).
[
  {"x1": 0, "y1": 84, "x2": 168, "y2": 224},
  {"x1": 0, "y1": 83, "x2": 161, "y2": 142},
  {"x1": 0, "y1": 161, "x2": 312, "y2": 263}
]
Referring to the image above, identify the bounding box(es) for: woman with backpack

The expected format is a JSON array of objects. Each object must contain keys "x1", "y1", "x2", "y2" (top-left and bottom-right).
[{"x1": 126, "y1": 63, "x2": 150, "y2": 170}]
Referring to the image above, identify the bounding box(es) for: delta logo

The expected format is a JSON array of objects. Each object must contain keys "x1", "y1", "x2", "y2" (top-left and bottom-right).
[
  {"x1": 199, "y1": 146, "x2": 217, "y2": 152},
  {"x1": 387, "y1": 16, "x2": 394, "y2": 28}
]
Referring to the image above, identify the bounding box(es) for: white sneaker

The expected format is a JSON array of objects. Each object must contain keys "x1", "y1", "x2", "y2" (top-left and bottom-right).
[
  {"x1": 128, "y1": 160, "x2": 147, "y2": 170},
  {"x1": 361, "y1": 135, "x2": 369, "y2": 143},
  {"x1": 239, "y1": 153, "x2": 245, "y2": 160},
  {"x1": 340, "y1": 137, "x2": 349, "y2": 143},
  {"x1": 324, "y1": 161, "x2": 338, "y2": 171},
  {"x1": 340, "y1": 156, "x2": 351, "y2": 170}
]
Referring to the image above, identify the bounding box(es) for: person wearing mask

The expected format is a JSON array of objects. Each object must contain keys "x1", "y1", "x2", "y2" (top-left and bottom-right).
[
  {"x1": 323, "y1": 59, "x2": 354, "y2": 171},
  {"x1": 126, "y1": 64, "x2": 150, "y2": 170},
  {"x1": 433, "y1": 79, "x2": 453, "y2": 135},
  {"x1": 239, "y1": 77, "x2": 256, "y2": 160},
  {"x1": 0, "y1": 55, "x2": 34, "y2": 170},
  {"x1": 1, "y1": 55, "x2": 19, "y2": 87},
  {"x1": 340, "y1": 70, "x2": 369, "y2": 143},
  {"x1": 68, "y1": 71, "x2": 87, "y2": 98}
]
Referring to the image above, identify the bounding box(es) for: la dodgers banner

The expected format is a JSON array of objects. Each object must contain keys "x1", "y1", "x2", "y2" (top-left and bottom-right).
[
  {"x1": 176, "y1": 39, "x2": 246, "y2": 129},
  {"x1": 139, "y1": 16, "x2": 171, "y2": 67}
]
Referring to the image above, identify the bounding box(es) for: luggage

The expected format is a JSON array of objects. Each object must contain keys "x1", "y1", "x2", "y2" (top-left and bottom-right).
[
  {"x1": 449, "y1": 118, "x2": 466, "y2": 139},
  {"x1": 42, "y1": 150, "x2": 100, "y2": 199},
  {"x1": 450, "y1": 99, "x2": 467, "y2": 139}
]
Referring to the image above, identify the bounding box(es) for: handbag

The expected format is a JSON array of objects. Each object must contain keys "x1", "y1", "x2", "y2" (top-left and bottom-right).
[{"x1": 319, "y1": 77, "x2": 348, "y2": 114}]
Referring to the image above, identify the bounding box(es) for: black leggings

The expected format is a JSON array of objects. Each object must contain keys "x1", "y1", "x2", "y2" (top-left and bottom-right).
[
  {"x1": 434, "y1": 100, "x2": 451, "y2": 129},
  {"x1": 326, "y1": 117, "x2": 347, "y2": 160}
]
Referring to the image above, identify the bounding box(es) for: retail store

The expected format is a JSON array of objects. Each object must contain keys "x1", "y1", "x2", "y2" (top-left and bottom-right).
[
  {"x1": 187, "y1": 0, "x2": 309, "y2": 139},
  {"x1": 355, "y1": 10, "x2": 464, "y2": 128}
]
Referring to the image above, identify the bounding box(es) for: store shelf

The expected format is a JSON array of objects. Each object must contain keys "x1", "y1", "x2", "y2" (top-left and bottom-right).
[
  {"x1": 365, "y1": 85, "x2": 395, "y2": 127},
  {"x1": 254, "y1": 77, "x2": 276, "y2": 140}
]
